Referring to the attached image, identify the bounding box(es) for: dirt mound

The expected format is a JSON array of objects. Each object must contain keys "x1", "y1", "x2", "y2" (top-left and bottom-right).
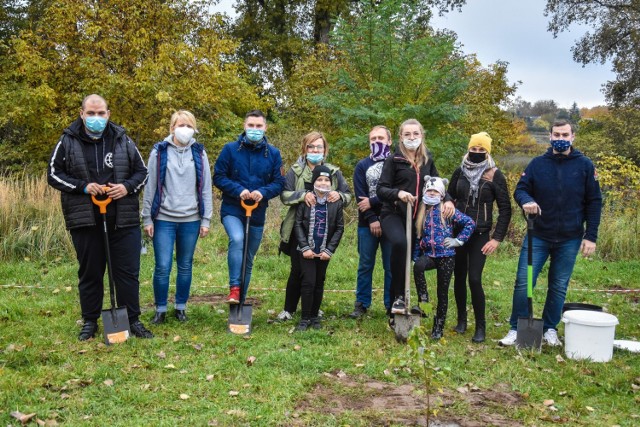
[{"x1": 295, "y1": 373, "x2": 524, "y2": 426}]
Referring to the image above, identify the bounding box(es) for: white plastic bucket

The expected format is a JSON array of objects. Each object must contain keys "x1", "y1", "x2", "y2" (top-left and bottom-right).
[{"x1": 562, "y1": 310, "x2": 619, "y2": 362}]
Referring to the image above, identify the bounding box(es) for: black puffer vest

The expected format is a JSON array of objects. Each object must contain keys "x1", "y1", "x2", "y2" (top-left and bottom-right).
[{"x1": 59, "y1": 123, "x2": 144, "y2": 230}]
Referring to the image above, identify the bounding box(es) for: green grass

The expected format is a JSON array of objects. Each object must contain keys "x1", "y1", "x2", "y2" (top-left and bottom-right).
[{"x1": 1, "y1": 219, "x2": 639, "y2": 426}]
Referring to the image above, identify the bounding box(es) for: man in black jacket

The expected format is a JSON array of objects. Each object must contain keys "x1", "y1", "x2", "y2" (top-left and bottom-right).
[{"x1": 48, "y1": 94, "x2": 153, "y2": 341}]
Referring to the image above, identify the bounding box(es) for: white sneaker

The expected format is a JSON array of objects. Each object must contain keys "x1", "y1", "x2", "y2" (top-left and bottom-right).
[
  {"x1": 275, "y1": 310, "x2": 293, "y2": 322},
  {"x1": 543, "y1": 329, "x2": 562, "y2": 347},
  {"x1": 499, "y1": 330, "x2": 518, "y2": 346}
]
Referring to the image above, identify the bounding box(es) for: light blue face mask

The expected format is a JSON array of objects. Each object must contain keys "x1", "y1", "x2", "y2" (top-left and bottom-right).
[
  {"x1": 423, "y1": 194, "x2": 441, "y2": 206},
  {"x1": 84, "y1": 116, "x2": 108, "y2": 134},
  {"x1": 245, "y1": 128, "x2": 265, "y2": 143},
  {"x1": 307, "y1": 153, "x2": 324, "y2": 165}
]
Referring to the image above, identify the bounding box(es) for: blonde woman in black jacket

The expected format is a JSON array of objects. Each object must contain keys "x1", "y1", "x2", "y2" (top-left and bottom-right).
[{"x1": 448, "y1": 132, "x2": 512, "y2": 343}]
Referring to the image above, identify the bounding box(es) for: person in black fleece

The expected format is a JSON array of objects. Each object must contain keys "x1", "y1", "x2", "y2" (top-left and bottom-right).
[{"x1": 47, "y1": 94, "x2": 152, "y2": 341}]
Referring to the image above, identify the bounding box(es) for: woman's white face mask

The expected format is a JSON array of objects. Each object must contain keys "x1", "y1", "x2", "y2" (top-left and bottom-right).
[
  {"x1": 403, "y1": 138, "x2": 422, "y2": 151},
  {"x1": 174, "y1": 126, "x2": 195, "y2": 145}
]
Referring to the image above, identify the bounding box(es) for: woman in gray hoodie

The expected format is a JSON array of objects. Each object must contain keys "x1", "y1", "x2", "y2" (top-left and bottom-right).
[{"x1": 142, "y1": 110, "x2": 213, "y2": 324}]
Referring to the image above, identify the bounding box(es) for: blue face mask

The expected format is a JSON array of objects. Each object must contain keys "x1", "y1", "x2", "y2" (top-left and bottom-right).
[
  {"x1": 423, "y1": 195, "x2": 441, "y2": 206},
  {"x1": 84, "y1": 116, "x2": 108, "y2": 134},
  {"x1": 245, "y1": 128, "x2": 264, "y2": 143},
  {"x1": 307, "y1": 153, "x2": 324, "y2": 165},
  {"x1": 550, "y1": 139, "x2": 571, "y2": 152}
]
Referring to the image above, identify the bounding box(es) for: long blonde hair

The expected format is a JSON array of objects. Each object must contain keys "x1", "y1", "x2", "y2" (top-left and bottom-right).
[{"x1": 398, "y1": 119, "x2": 429, "y2": 167}]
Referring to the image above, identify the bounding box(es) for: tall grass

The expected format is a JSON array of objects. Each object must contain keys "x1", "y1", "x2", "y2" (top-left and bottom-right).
[
  {"x1": 1, "y1": 172, "x2": 639, "y2": 261},
  {"x1": 0, "y1": 174, "x2": 74, "y2": 260}
]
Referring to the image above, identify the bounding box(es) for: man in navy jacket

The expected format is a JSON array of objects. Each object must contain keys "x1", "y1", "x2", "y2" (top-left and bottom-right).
[
  {"x1": 349, "y1": 126, "x2": 393, "y2": 319},
  {"x1": 213, "y1": 110, "x2": 285, "y2": 303},
  {"x1": 499, "y1": 120, "x2": 602, "y2": 347}
]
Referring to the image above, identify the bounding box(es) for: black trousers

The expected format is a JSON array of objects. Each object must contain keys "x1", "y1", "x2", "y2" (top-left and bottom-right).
[
  {"x1": 413, "y1": 255, "x2": 455, "y2": 321},
  {"x1": 70, "y1": 218, "x2": 142, "y2": 323},
  {"x1": 381, "y1": 211, "x2": 415, "y2": 301},
  {"x1": 283, "y1": 235, "x2": 303, "y2": 313},
  {"x1": 453, "y1": 231, "x2": 489, "y2": 325},
  {"x1": 299, "y1": 257, "x2": 330, "y2": 320}
]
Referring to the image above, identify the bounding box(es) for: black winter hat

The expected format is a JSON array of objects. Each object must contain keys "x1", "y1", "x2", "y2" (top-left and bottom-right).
[{"x1": 312, "y1": 165, "x2": 332, "y2": 185}]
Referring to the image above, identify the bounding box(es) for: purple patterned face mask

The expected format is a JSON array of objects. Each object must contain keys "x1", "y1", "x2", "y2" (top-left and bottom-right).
[{"x1": 370, "y1": 142, "x2": 390, "y2": 161}]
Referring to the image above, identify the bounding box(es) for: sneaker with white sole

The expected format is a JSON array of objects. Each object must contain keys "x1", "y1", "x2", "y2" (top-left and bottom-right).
[
  {"x1": 499, "y1": 330, "x2": 518, "y2": 346},
  {"x1": 391, "y1": 297, "x2": 406, "y2": 314},
  {"x1": 275, "y1": 310, "x2": 293, "y2": 322},
  {"x1": 543, "y1": 329, "x2": 562, "y2": 347}
]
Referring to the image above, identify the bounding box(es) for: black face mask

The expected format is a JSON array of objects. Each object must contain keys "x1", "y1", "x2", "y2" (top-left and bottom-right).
[{"x1": 468, "y1": 152, "x2": 486, "y2": 163}]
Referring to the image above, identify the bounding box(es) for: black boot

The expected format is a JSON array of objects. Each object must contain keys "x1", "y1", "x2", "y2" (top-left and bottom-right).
[
  {"x1": 151, "y1": 311, "x2": 166, "y2": 325},
  {"x1": 453, "y1": 318, "x2": 467, "y2": 334},
  {"x1": 431, "y1": 317, "x2": 445, "y2": 340},
  {"x1": 472, "y1": 320, "x2": 486, "y2": 343},
  {"x1": 349, "y1": 302, "x2": 367, "y2": 319}
]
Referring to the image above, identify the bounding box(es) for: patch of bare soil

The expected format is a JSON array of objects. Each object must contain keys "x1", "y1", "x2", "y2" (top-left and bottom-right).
[{"x1": 294, "y1": 373, "x2": 524, "y2": 426}]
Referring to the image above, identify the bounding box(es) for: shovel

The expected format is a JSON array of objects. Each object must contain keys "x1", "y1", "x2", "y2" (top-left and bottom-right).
[
  {"x1": 228, "y1": 199, "x2": 259, "y2": 335},
  {"x1": 394, "y1": 201, "x2": 421, "y2": 342},
  {"x1": 516, "y1": 214, "x2": 543, "y2": 351},
  {"x1": 92, "y1": 189, "x2": 130, "y2": 345}
]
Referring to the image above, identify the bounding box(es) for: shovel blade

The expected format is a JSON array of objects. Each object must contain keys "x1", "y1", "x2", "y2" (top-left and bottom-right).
[
  {"x1": 228, "y1": 304, "x2": 253, "y2": 336},
  {"x1": 516, "y1": 316, "x2": 543, "y2": 351},
  {"x1": 101, "y1": 306, "x2": 130, "y2": 345},
  {"x1": 393, "y1": 313, "x2": 421, "y2": 343}
]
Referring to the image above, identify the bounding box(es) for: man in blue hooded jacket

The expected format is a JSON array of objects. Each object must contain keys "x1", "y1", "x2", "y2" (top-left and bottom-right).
[
  {"x1": 213, "y1": 110, "x2": 285, "y2": 303},
  {"x1": 499, "y1": 120, "x2": 602, "y2": 347}
]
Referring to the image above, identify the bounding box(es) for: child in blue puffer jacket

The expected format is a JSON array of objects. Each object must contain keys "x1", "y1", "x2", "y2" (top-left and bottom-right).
[{"x1": 413, "y1": 176, "x2": 475, "y2": 339}]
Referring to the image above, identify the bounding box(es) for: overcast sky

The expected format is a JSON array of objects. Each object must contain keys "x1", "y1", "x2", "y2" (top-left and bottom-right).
[{"x1": 212, "y1": 0, "x2": 614, "y2": 108}]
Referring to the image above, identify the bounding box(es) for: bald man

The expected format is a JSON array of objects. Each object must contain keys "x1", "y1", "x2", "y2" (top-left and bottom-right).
[{"x1": 48, "y1": 94, "x2": 153, "y2": 341}]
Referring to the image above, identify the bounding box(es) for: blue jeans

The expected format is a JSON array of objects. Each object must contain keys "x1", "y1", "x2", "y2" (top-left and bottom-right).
[
  {"x1": 355, "y1": 226, "x2": 392, "y2": 309},
  {"x1": 509, "y1": 236, "x2": 582, "y2": 331},
  {"x1": 222, "y1": 215, "x2": 264, "y2": 297},
  {"x1": 152, "y1": 220, "x2": 201, "y2": 311}
]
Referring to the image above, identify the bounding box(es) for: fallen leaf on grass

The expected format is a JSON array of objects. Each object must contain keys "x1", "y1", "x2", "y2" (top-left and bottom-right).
[
  {"x1": 293, "y1": 345, "x2": 301, "y2": 351},
  {"x1": 52, "y1": 289, "x2": 60, "y2": 294},
  {"x1": 355, "y1": 363, "x2": 365, "y2": 368},
  {"x1": 173, "y1": 335, "x2": 181, "y2": 342},
  {"x1": 206, "y1": 375, "x2": 214, "y2": 381},
  {"x1": 164, "y1": 364, "x2": 176, "y2": 369},
  {"x1": 140, "y1": 384, "x2": 150, "y2": 390},
  {"x1": 585, "y1": 406, "x2": 595, "y2": 412},
  {"x1": 559, "y1": 391, "x2": 567, "y2": 396},
  {"x1": 229, "y1": 390, "x2": 240, "y2": 396},
  {"x1": 267, "y1": 309, "x2": 275, "y2": 315},
  {"x1": 336, "y1": 370, "x2": 346, "y2": 379},
  {"x1": 179, "y1": 370, "x2": 188, "y2": 374},
  {"x1": 60, "y1": 393, "x2": 70, "y2": 399},
  {"x1": 10, "y1": 411, "x2": 36, "y2": 424},
  {"x1": 548, "y1": 405, "x2": 558, "y2": 411},
  {"x1": 179, "y1": 394, "x2": 190, "y2": 400},
  {"x1": 64, "y1": 287, "x2": 72, "y2": 292},
  {"x1": 555, "y1": 355, "x2": 565, "y2": 363},
  {"x1": 36, "y1": 418, "x2": 58, "y2": 426},
  {"x1": 192, "y1": 344, "x2": 203, "y2": 351},
  {"x1": 157, "y1": 351, "x2": 166, "y2": 359},
  {"x1": 103, "y1": 379, "x2": 114, "y2": 387},
  {"x1": 77, "y1": 350, "x2": 88, "y2": 354},
  {"x1": 457, "y1": 387, "x2": 469, "y2": 394},
  {"x1": 543, "y1": 399, "x2": 554, "y2": 406},
  {"x1": 246, "y1": 356, "x2": 257, "y2": 366},
  {"x1": 226, "y1": 409, "x2": 246, "y2": 417},
  {"x1": 383, "y1": 369, "x2": 391, "y2": 376}
]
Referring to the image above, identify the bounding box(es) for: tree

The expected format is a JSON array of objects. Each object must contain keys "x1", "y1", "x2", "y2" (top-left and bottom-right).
[
  {"x1": 530, "y1": 99, "x2": 558, "y2": 117},
  {"x1": 0, "y1": 0, "x2": 265, "y2": 172},
  {"x1": 282, "y1": 0, "x2": 516, "y2": 175},
  {"x1": 231, "y1": 0, "x2": 468, "y2": 91},
  {"x1": 569, "y1": 101, "x2": 581, "y2": 123},
  {"x1": 545, "y1": 0, "x2": 640, "y2": 107}
]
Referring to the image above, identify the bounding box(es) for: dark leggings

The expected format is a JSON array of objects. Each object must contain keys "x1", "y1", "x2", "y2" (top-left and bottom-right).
[
  {"x1": 283, "y1": 235, "x2": 303, "y2": 313},
  {"x1": 299, "y1": 257, "x2": 329, "y2": 319},
  {"x1": 453, "y1": 232, "x2": 489, "y2": 324},
  {"x1": 413, "y1": 256, "x2": 455, "y2": 321},
  {"x1": 381, "y1": 211, "x2": 415, "y2": 301}
]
